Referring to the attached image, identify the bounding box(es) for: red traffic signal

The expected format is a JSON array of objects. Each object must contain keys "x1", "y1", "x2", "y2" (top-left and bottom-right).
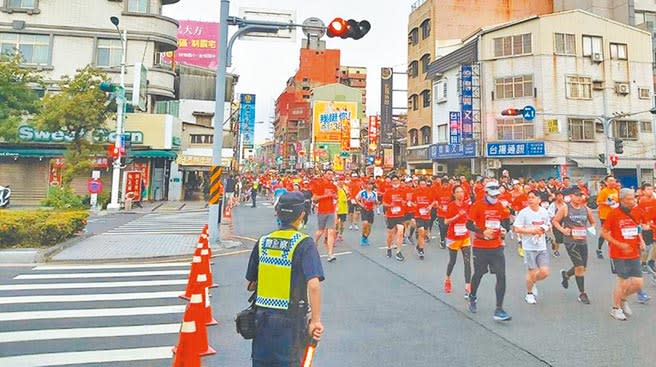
[
  {"x1": 107, "y1": 145, "x2": 124, "y2": 159},
  {"x1": 327, "y1": 18, "x2": 371, "y2": 40},
  {"x1": 610, "y1": 154, "x2": 619, "y2": 167},
  {"x1": 327, "y1": 17, "x2": 347, "y2": 37},
  {"x1": 501, "y1": 108, "x2": 522, "y2": 116}
]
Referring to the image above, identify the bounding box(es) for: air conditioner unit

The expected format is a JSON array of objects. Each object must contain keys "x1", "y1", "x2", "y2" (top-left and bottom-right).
[
  {"x1": 592, "y1": 80, "x2": 604, "y2": 90},
  {"x1": 615, "y1": 83, "x2": 630, "y2": 95},
  {"x1": 486, "y1": 159, "x2": 502, "y2": 170},
  {"x1": 592, "y1": 53, "x2": 603, "y2": 63},
  {"x1": 435, "y1": 164, "x2": 447, "y2": 174}
]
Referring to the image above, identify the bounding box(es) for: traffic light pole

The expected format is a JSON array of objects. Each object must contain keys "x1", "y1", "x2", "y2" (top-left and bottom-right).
[{"x1": 107, "y1": 28, "x2": 127, "y2": 211}]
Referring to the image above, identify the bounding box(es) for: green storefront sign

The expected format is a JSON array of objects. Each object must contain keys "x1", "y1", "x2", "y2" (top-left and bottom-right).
[{"x1": 18, "y1": 125, "x2": 144, "y2": 145}]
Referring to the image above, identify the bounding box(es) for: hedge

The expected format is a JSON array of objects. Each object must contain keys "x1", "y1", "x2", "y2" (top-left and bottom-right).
[{"x1": 0, "y1": 210, "x2": 89, "y2": 248}]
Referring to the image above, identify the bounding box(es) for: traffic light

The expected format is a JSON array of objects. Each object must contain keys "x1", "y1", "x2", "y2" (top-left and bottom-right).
[
  {"x1": 610, "y1": 154, "x2": 619, "y2": 167},
  {"x1": 501, "y1": 108, "x2": 522, "y2": 116},
  {"x1": 99, "y1": 81, "x2": 118, "y2": 93},
  {"x1": 107, "y1": 145, "x2": 125, "y2": 160},
  {"x1": 614, "y1": 139, "x2": 624, "y2": 154},
  {"x1": 598, "y1": 153, "x2": 605, "y2": 164},
  {"x1": 327, "y1": 18, "x2": 371, "y2": 40}
]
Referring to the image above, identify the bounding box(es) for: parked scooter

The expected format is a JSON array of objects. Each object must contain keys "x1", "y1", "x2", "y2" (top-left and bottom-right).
[{"x1": 0, "y1": 185, "x2": 11, "y2": 208}]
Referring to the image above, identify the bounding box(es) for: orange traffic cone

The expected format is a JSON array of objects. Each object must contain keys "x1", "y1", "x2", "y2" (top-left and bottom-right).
[
  {"x1": 172, "y1": 297, "x2": 216, "y2": 358},
  {"x1": 179, "y1": 256, "x2": 202, "y2": 300},
  {"x1": 195, "y1": 248, "x2": 217, "y2": 289},
  {"x1": 202, "y1": 224, "x2": 208, "y2": 234},
  {"x1": 223, "y1": 204, "x2": 232, "y2": 220},
  {"x1": 171, "y1": 312, "x2": 201, "y2": 367}
]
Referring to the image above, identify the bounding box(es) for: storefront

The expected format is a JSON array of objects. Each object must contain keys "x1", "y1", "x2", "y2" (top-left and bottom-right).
[
  {"x1": 407, "y1": 146, "x2": 432, "y2": 174},
  {"x1": 429, "y1": 142, "x2": 477, "y2": 177}
]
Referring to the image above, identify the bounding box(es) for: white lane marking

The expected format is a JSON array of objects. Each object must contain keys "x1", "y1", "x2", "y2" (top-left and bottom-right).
[
  {"x1": 14, "y1": 270, "x2": 188, "y2": 280},
  {"x1": 0, "y1": 279, "x2": 187, "y2": 291},
  {"x1": 0, "y1": 305, "x2": 185, "y2": 321},
  {"x1": 377, "y1": 244, "x2": 408, "y2": 249},
  {"x1": 33, "y1": 262, "x2": 190, "y2": 271},
  {"x1": 0, "y1": 346, "x2": 173, "y2": 366},
  {"x1": 102, "y1": 232, "x2": 200, "y2": 235},
  {"x1": 320, "y1": 251, "x2": 353, "y2": 258},
  {"x1": 0, "y1": 323, "x2": 180, "y2": 343},
  {"x1": 0, "y1": 291, "x2": 181, "y2": 304}
]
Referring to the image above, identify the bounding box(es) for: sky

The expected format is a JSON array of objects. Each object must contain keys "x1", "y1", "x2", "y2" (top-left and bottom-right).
[{"x1": 163, "y1": 0, "x2": 409, "y2": 144}]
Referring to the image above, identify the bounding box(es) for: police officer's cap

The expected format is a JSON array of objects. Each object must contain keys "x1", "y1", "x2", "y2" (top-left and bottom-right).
[{"x1": 276, "y1": 192, "x2": 306, "y2": 222}]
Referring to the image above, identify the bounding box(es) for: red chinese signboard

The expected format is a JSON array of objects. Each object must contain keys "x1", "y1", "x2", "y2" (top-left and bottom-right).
[
  {"x1": 162, "y1": 20, "x2": 219, "y2": 69},
  {"x1": 125, "y1": 171, "x2": 143, "y2": 202},
  {"x1": 368, "y1": 115, "x2": 380, "y2": 153}
]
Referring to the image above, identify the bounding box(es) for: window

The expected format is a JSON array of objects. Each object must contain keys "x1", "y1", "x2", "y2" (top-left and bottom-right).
[
  {"x1": 409, "y1": 94, "x2": 418, "y2": 111},
  {"x1": 566, "y1": 75, "x2": 592, "y2": 100},
  {"x1": 568, "y1": 118, "x2": 595, "y2": 141},
  {"x1": 409, "y1": 129, "x2": 418, "y2": 146},
  {"x1": 554, "y1": 33, "x2": 575, "y2": 55},
  {"x1": 0, "y1": 33, "x2": 49, "y2": 65},
  {"x1": 434, "y1": 79, "x2": 447, "y2": 103},
  {"x1": 582, "y1": 35, "x2": 602, "y2": 57},
  {"x1": 437, "y1": 124, "x2": 447, "y2": 143},
  {"x1": 493, "y1": 33, "x2": 531, "y2": 57},
  {"x1": 641, "y1": 121, "x2": 653, "y2": 133},
  {"x1": 420, "y1": 19, "x2": 431, "y2": 40},
  {"x1": 408, "y1": 28, "x2": 418, "y2": 45},
  {"x1": 420, "y1": 126, "x2": 431, "y2": 145},
  {"x1": 495, "y1": 75, "x2": 533, "y2": 99},
  {"x1": 127, "y1": 0, "x2": 148, "y2": 13},
  {"x1": 420, "y1": 53, "x2": 431, "y2": 73},
  {"x1": 7, "y1": 0, "x2": 36, "y2": 9},
  {"x1": 408, "y1": 60, "x2": 419, "y2": 78},
  {"x1": 613, "y1": 120, "x2": 639, "y2": 140},
  {"x1": 421, "y1": 89, "x2": 431, "y2": 108},
  {"x1": 96, "y1": 39, "x2": 122, "y2": 67},
  {"x1": 191, "y1": 135, "x2": 214, "y2": 144},
  {"x1": 610, "y1": 43, "x2": 627, "y2": 60},
  {"x1": 638, "y1": 87, "x2": 651, "y2": 99},
  {"x1": 496, "y1": 118, "x2": 535, "y2": 140}
]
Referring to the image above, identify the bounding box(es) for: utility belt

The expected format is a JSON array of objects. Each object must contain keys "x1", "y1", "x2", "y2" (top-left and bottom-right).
[{"x1": 236, "y1": 293, "x2": 308, "y2": 340}]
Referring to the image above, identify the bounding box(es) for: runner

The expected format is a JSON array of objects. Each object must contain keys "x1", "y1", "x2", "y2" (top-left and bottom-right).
[
  {"x1": 596, "y1": 175, "x2": 620, "y2": 259},
  {"x1": 444, "y1": 185, "x2": 472, "y2": 297},
  {"x1": 554, "y1": 188, "x2": 595, "y2": 303},
  {"x1": 631, "y1": 185, "x2": 653, "y2": 303},
  {"x1": 435, "y1": 177, "x2": 452, "y2": 249},
  {"x1": 602, "y1": 188, "x2": 645, "y2": 320},
  {"x1": 637, "y1": 183, "x2": 656, "y2": 277},
  {"x1": 335, "y1": 177, "x2": 349, "y2": 242},
  {"x1": 347, "y1": 172, "x2": 362, "y2": 231},
  {"x1": 383, "y1": 175, "x2": 407, "y2": 261},
  {"x1": 412, "y1": 177, "x2": 434, "y2": 260},
  {"x1": 403, "y1": 177, "x2": 417, "y2": 247},
  {"x1": 547, "y1": 191, "x2": 567, "y2": 257},
  {"x1": 513, "y1": 190, "x2": 551, "y2": 305},
  {"x1": 466, "y1": 181, "x2": 512, "y2": 321},
  {"x1": 311, "y1": 169, "x2": 338, "y2": 263},
  {"x1": 356, "y1": 181, "x2": 378, "y2": 246}
]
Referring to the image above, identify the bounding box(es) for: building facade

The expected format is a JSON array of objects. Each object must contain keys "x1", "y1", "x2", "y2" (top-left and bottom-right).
[
  {"x1": 406, "y1": 0, "x2": 554, "y2": 173},
  {"x1": 429, "y1": 10, "x2": 655, "y2": 189}
]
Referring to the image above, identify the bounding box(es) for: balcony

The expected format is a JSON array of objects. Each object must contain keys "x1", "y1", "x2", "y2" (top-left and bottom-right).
[{"x1": 120, "y1": 12, "x2": 179, "y2": 52}]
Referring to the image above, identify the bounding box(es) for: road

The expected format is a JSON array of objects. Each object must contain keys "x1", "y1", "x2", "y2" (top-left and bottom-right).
[{"x1": 0, "y1": 201, "x2": 654, "y2": 366}]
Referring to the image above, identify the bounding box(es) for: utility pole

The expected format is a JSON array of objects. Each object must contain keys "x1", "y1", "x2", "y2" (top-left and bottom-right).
[{"x1": 107, "y1": 18, "x2": 127, "y2": 211}]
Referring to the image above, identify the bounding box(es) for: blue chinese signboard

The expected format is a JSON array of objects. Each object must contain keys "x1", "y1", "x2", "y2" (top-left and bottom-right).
[
  {"x1": 449, "y1": 111, "x2": 461, "y2": 145},
  {"x1": 430, "y1": 142, "x2": 477, "y2": 160},
  {"x1": 487, "y1": 141, "x2": 545, "y2": 157},
  {"x1": 460, "y1": 65, "x2": 474, "y2": 140},
  {"x1": 239, "y1": 94, "x2": 256, "y2": 148},
  {"x1": 522, "y1": 105, "x2": 536, "y2": 121}
]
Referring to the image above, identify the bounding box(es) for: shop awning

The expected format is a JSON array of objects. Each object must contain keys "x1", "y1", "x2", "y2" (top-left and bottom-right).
[
  {"x1": 130, "y1": 150, "x2": 177, "y2": 159},
  {"x1": 0, "y1": 147, "x2": 65, "y2": 157}
]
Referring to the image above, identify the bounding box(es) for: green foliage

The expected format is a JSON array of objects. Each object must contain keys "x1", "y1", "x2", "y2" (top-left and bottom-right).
[
  {"x1": 81, "y1": 190, "x2": 111, "y2": 209},
  {"x1": 0, "y1": 210, "x2": 88, "y2": 248},
  {"x1": 42, "y1": 186, "x2": 86, "y2": 209},
  {"x1": 34, "y1": 66, "x2": 112, "y2": 186},
  {"x1": 0, "y1": 54, "x2": 42, "y2": 142}
]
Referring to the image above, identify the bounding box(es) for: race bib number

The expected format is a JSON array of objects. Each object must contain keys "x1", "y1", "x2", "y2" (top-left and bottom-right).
[
  {"x1": 419, "y1": 208, "x2": 429, "y2": 216},
  {"x1": 621, "y1": 227, "x2": 638, "y2": 239},
  {"x1": 485, "y1": 219, "x2": 501, "y2": 229},
  {"x1": 391, "y1": 206, "x2": 401, "y2": 214},
  {"x1": 455, "y1": 224, "x2": 467, "y2": 236},
  {"x1": 441, "y1": 205, "x2": 448, "y2": 211},
  {"x1": 571, "y1": 227, "x2": 587, "y2": 240},
  {"x1": 500, "y1": 200, "x2": 509, "y2": 207}
]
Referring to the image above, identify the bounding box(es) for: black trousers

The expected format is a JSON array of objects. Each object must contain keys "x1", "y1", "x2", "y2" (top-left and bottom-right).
[{"x1": 470, "y1": 247, "x2": 506, "y2": 309}]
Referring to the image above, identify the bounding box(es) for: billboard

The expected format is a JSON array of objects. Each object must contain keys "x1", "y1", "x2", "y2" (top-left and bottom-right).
[
  {"x1": 368, "y1": 115, "x2": 380, "y2": 153},
  {"x1": 460, "y1": 65, "x2": 474, "y2": 140},
  {"x1": 380, "y1": 67, "x2": 394, "y2": 144},
  {"x1": 313, "y1": 100, "x2": 358, "y2": 143},
  {"x1": 163, "y1": 20, "x2": 219, "y2": 69},
  {"x1": 240, "y1": 94, "x2": 256, "y2": 147},
  {"x1": 449, "y1": 111, "x2": 461, "y2": 145}
]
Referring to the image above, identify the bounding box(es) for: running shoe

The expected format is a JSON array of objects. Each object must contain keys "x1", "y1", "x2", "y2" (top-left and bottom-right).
[
  {"x1": 444, "y1": 278, "x2": 452, "y2": 293},
  {"x1": 386, "y1": 249, "x2": 392, "y2": 258},
  {"x1": 327, "y1": 255, "x2": 337, "y2": 263},
  {"x1": 493, "y1": 309, "x2": 512, "y2": 321},
  {"x1": 416, "y1": 247, "x2": 425, "y2": 260},
  {"x1": 395, "y1": 252, "x2": 405, "y2": 262},
  {"x1": 439, "y1": 241, "x2": 446, "y2": 249},
  {"x1": 637, "y1": 290, "x2": 651, "y2": 304},
  {"x1": 354, "y1": 224, "x2": 360, "y2": 230},
  {"x1": 596, "y1": 249, "x2": 604, "y2": 259},
  {"x1": 360, "y1": 236, "x2": 367, "y2": 246},
  {"x1": 553, "y1": 250, "x2": 560, "y2": 257},
  {"x1": 517, "y1": 246, "x2": 525, "y2": 257},
  {"x1": 531, "y1": 284, "x2": 539, "y2": 298},
  {"x1": 610, "y1": 307, "x2": 627, "y2": 321},
  {"x1": 468, "y1": 295, "x2": 477, "y2": 313},
  {"x1": 525, "y1": 293, "x2": 537, "y2": 304},
  {"x1": 578, "y1": 292, "x2": 590, "y2": 304},
  {"x1": 621, "y1": 300, "x2": 632, "y2": 317},
  {"x1": 363, "y1": 237, "x2": 369, "y2": 246},
  {"x1": 560, "y1": 269, "x2": 569, "y2": 289},
  {"x1": 348, "y1": 224, "x2": 353, "y2": 230}
]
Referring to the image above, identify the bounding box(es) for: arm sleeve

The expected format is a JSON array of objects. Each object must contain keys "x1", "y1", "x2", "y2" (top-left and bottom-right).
[
  {"x1": 501, "y1": 218, "x2": 511, "y2": 231},
  {"x1": 467, "y1": 220, "x2": 484, "y2": 234},
  {"x1": 245, "y1": 242, "x2": 259, "y2": 282},
  {"x1": 300, "y1": 238, "x2": 325, "y2": 282}
]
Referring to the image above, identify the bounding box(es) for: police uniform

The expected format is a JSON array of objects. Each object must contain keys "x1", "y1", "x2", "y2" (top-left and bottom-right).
[{"x1": 245, "y1": 195, "x2": 324, "y2": 367}]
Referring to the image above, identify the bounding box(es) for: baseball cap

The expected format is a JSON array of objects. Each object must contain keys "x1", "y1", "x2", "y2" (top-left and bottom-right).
[
  {"x1": 485, "y1": 181, "x2": 501, "y2": 196},
  {"x1": 276, "y1": 192, "x2": 306, "y2": 223}
]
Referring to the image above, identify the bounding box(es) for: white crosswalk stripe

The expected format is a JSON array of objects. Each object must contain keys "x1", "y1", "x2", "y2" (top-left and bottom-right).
[
  {"x1": 0, "y1": 262, "x2": 202, "y2": 366},
  {"x1": 102, "y1": 211, "x2": 208, "y2": 235}
]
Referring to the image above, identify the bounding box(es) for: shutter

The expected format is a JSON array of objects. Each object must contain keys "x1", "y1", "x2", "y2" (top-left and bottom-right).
[{"x1": 0, "y1": 159, "x2": 49, "y2": 205}]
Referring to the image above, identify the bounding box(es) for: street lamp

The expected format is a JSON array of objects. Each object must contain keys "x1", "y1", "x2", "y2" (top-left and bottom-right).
[{"x1": 106, "y1": 16, "x2": 128, "y2": 211}]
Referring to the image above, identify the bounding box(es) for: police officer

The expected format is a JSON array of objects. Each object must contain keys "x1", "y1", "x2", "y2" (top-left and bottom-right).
[{"x1": 245, "y1": 192, "x2": 325, "y2": 366}]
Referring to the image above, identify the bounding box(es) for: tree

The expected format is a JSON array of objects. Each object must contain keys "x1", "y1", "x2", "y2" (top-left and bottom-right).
[
  {"x1": 34, "y1": 66, "x2": 112, "y2": 186},
  {"x1": 0, "y1": 54, "x2": 42, "y2": 141}
]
